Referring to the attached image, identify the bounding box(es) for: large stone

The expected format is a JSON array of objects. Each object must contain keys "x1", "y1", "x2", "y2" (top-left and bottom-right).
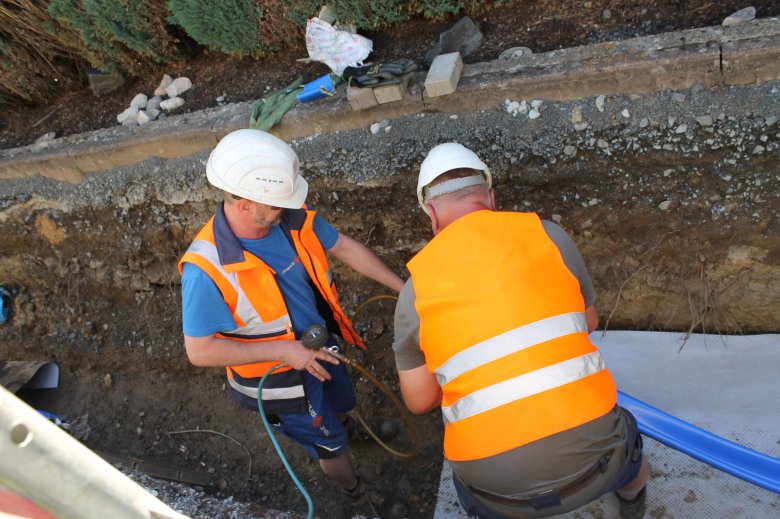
[
  {"x1": 116, "y1": 106, "x2": 139, "y2": 124},
  {"x1": 87, "y1": 70, "x2": 125, "y2": 96},
  {"x1": 160, "y1": 97, "x2": 185, "y2": 111},
  {"x1": 165, "y1": 77, "x2": 192, "y2": 98},
  {"x1": 722, "y1": 7, "x2": 756, "y2": 26},
  {"x1": 424, "y1": 52, "x2": 463, "y2": 98},
  {"x1": 154, "y1": 74, "x2": 173, "y2": 97},
  {"x1": 424, "y1": 16, "x2": 483, "y2": 66},
  {"x1": 130, "y1": 93, "x2": 148, "y2": 109}
]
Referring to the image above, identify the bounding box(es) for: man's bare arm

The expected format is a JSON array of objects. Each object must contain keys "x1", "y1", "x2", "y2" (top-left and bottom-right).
[
  {"x1": 328, "y1": 233, "x2": 404, "y2": 292},
  {"x1": 398, "y1": 365, "x2": 442, "y2": 414}
]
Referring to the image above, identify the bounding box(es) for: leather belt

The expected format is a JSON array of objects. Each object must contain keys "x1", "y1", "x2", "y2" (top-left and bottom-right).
[{"x1": 465, "y1": 453, "x2": 611, "y2": 510}]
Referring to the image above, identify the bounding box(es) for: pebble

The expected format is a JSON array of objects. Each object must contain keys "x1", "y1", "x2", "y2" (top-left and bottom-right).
[
  {"x1": 658, "y1": 200, "x2": 673, "y2": 210},
  {"x1": 370, "y1": 119, "x2": 389, "y2": 134},
  {"x1": 563, "y1": 145, "x2": 577, "y2": 156},
  {"x1": 672, "y1": 93, "x2": 687, "y2": 104},
  {"x1": 528, "y1": 108, "x2": 541, "y2": 119},
  {"x1": 675, "y1": 124, "x2": 688, "y2": 134},
  {"x1": 696, "y1": 115, "x2": 713, "y2": 127},
  {"x1": 595, "y1": 95, "x2": 605, "y2": 112},
  {"x1": 621, "y1": 108, "x2": 630, "y2": 118}
]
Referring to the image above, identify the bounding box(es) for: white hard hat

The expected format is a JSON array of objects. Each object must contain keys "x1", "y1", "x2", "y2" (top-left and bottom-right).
[
  {"x1": 206, "y1": 129, "x2": 308, "y2": 209},
  {"x1": 417, "y1": 142, "x2": 492, "y2": 214}
]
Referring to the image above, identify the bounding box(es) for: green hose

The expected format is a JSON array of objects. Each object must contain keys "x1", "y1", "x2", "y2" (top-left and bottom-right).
[{"x1": 257, "y1": 363, "x2": 314, "y2": 519}]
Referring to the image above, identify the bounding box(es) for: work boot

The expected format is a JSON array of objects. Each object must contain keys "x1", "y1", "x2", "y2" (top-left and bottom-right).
[{"x1": 616, "y1": 486, "x2": 646, "y2": 519}]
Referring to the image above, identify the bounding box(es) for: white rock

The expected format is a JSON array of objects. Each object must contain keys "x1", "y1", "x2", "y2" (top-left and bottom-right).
[
  {"x1": 528, "y1": 108, "x2": 540, "y2": 120},
  {"x1": 154, "y1": 74, "x2": 173, "y2": 97},
  {"x1": 551, "y1": 214, "x2": 562, "y2": 223},
  {"x1": 752, "y1": 145, "x2": 765, "y2": 155},
  {"x1": 117, "y1": 106, "x2": 139, "y2": 123},
  {"x1": 147, "y1": 95, "x2": 162, "y2": 111},
  {"x1": 506, "y1": 101, "x2": 520, "y2": 115},
  {"x1": 146, "y1": 106, "x2": 161, "y2": 120},
  {"x1": 722, "y1": 7, "x2": 756, "y2": 26},
  {"x1": 563, "y1": 145, "x2": 577, "y2": 156},
  {"x1": 531, "y1": 99, "x2": 543, "y2": 109},
  {"x1": 675, "y1": 124, "x2": 688, "y2": 134},
  {"x1": 574, "y1": 122, "x2": 588, "y2": 131},
  {"x1": 696, "y1": 115, "x2": 713, "y2": 127},
  {"x1": 370, "y1": 119, "x2": 389, "y2": 134},
  {"x1": 130, "y1": 93, "x2": 148, "y2": 109},
  {"x1": 571, "y1": 107, "x2": 583, "y2": 124},
  {"x1": 160, "y1": 97, "x2": 185, "y2": 111},
  {"x1": 137, "y1": 110, "x2": 151, "y2": 125},
  {"x1": 595, "y1": 95, "x2": 605, "y2": 112},
  {"x1": 621, "y1": 108, "x2": 630, "y2": 118},
  {"x1": 658, "y1": 200, "x2": 672, "y2": 210},
  {"x1": 165, "y1": 77, "x2": 192, "y2": 97}
]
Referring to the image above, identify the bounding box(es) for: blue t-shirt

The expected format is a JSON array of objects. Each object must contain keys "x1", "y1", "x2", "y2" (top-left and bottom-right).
[{"x1": 182, "y1": 213, "x2": 339, "y2": 337}]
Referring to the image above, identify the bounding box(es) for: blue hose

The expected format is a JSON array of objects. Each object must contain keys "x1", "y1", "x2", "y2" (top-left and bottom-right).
[
  {"x1": 257, "y1": 363, "x2": 314, "y2": 519},
  {"x1": 618, "y1": 391, "x2": 780, "y2": 493}
]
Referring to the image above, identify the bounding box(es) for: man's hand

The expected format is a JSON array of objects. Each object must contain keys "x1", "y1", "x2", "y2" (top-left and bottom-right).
[{"x1": 284, "y1": 341, "x2": 340, "y2": 382}]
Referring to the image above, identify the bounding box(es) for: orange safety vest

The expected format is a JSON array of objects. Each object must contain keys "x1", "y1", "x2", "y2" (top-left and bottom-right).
[
  {"x1": 178, "y1": 205, "x2": 364, "y2": 409},
  {"x1": 408, "y1": 210, "x2": 616, "y2": 461}
]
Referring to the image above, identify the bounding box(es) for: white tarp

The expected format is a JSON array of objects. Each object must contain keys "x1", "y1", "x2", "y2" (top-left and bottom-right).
[{"x1": 434, "y1": 331, "x2": 780, "y2": 518}]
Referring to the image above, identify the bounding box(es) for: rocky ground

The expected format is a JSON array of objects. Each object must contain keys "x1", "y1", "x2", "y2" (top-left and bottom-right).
[{"x1": 1, "y1": 3, "x2": 779, "y2": 519}]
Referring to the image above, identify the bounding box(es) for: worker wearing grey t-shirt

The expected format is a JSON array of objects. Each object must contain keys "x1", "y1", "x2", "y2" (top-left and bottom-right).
[{"x1": 392, "y1": 143, "x2": 649, "y2": 519}]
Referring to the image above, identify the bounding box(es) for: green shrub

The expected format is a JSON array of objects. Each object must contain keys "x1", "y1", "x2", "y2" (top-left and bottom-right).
[
  {"x1": 167, "y1": 0, "x2": 267, "y2": 56},
  {"x1": 48, "y1": 0, "x2": 177, "y2": 75}
]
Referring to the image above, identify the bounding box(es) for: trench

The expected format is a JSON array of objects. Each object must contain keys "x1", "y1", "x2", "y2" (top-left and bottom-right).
[{"x1": 1, "y1": 78, "x2": 779, "y2": 518}]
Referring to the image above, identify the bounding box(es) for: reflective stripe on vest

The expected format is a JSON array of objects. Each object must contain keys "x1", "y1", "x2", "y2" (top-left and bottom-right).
[
  {"x1": 408, "y1": 210, "x2": 617, "y2": 461},
  {"x1": 435, "y1": 312, "x2": 588, "y2": 386},
  {"x1": 441, "y1": 350, "x2": 605, "y2": 424},
  {"x1": 186, "y1": 238, "x2": 291, "y2": 338}
]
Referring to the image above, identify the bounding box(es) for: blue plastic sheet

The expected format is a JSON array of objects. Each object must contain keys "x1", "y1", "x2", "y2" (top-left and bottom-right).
[{"x1": 618, "y1": 391, "x2": 780, "y2": 494}]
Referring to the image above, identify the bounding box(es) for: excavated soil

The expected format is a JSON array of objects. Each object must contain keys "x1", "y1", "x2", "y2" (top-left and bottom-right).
[{"x1": 1, "y1": 3, "x2": 780, "y2": 519}]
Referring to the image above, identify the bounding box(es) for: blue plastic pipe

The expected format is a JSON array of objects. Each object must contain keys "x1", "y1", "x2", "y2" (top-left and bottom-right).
[{"x1": 618, "y1": 391, "x2": 780, "y2": 494}]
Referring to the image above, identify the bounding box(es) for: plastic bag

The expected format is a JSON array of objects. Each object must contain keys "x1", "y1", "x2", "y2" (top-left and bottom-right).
[{"x1": 305, "y1": 17, "x2": 372, "y2": 76}]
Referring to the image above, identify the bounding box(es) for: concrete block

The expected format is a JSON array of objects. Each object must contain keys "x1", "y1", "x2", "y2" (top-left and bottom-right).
[
  {"x1": 373, "y1": 82, "x2": 405, "y2": 104},
  {"x1": 425, "y1": 52, "x2": 463, "y2": 97},
  {"x1": 347, "y1": 86, "x2": 378, "y2": 111}
]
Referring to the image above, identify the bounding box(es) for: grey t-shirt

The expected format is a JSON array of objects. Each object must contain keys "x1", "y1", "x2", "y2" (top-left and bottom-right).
[{"x1": 392, "y1": 219, "x2": 596, "y2": 370}]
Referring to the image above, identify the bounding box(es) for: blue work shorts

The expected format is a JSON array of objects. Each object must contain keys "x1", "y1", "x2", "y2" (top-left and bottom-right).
[{"x1": 273, "y1": 359, "x2": 356, "y2": 459}]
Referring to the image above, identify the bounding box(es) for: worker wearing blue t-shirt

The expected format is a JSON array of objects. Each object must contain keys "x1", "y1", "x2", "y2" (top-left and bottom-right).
[{"x1": 179, "y1": 129, "x2": 404, "y2": 499}]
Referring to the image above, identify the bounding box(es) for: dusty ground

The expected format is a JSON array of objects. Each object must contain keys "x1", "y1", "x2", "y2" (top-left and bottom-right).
[
  {"x1": 2, "y1": 1, "x2": 780, "y2": 150},
  {"x1": 1, "y1": 2, "x2": 779, "y2": 519}
]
